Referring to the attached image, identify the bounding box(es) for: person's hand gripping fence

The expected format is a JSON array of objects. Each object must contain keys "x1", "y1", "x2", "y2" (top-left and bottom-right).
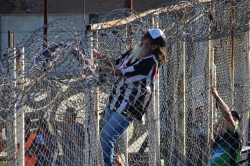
[{"x1": 93, "y1": 49, "x2": 122, "y2": 76}]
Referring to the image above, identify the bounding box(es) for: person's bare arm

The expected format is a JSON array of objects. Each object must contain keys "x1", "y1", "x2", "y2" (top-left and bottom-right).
[
  {"x1": 102, "y1": 66, "x2": 123, "y2": 76},
  {"x1": 93, "y1": 49, "x2": 123, "y2": 76},
  {"x1": 210, "y1": 137, "x2": 215, "y2": 148},
  {"x1": 115, "y1": 154, "x2": 123, "y2": 166},
  {"x1": 211, "y1": 87, "x2": 236, "y2": 131}
]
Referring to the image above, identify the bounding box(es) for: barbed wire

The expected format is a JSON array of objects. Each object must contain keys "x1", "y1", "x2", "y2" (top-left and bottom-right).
[{"x1": 0, "y1": 0, "x2": 250, "y2": 165}]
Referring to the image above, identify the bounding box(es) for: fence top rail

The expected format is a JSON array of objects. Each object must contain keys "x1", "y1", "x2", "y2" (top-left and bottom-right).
[{"x1": 90, "y1": 2, "x2": 193, "y2": 31}]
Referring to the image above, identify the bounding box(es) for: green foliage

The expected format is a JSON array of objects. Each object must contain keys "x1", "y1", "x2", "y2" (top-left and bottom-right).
[{"x1": 0, "y1": 163, "x2": 7, "y2": 166}]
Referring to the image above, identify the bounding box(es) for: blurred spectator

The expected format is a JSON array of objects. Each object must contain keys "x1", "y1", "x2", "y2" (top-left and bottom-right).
[
  {"x1": 210, "y1": 87, "x2": 242, "y2": 166},
  {"x1": 50, "y1": 107, "x2": 85, "y2": 166},
  {"x1": 25, "y1": 117, "x2": 39, "y2": 166},
  {"x1": 36, "y1": 119, "x2": 57, "y2": 166}
]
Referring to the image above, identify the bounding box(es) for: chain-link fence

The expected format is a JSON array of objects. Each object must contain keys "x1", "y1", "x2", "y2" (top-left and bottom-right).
[{"x1": 0, "y1": 0, "x2": 250, "y2": 166}]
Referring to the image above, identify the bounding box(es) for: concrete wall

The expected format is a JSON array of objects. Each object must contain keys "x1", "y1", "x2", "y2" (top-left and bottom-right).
[{"x1": 0, "y1": 13, "x2": 91, "y2": 60}]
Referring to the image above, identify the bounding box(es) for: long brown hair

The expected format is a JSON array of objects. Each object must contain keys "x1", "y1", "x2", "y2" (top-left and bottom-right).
[{"x1": 153, "y1": 46, "x2": 168, "y2": 69}]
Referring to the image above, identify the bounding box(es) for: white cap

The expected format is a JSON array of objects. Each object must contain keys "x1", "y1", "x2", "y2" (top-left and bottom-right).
[{"x1": 141, "y1": 28, "x2": 167, "y2": 47}]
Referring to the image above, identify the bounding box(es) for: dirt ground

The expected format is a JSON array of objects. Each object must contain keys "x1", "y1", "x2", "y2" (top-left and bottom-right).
[{"x1": 0, "y1": 0, "x2": 172, "y2": 15}]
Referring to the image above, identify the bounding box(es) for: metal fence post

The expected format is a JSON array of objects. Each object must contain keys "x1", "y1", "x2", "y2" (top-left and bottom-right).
[
  {"x1": 6, "y1": 30, "x2": 17, "y2": 165},
  {"x1": 179, "y1": 37, "x2": 186, "y2": 166},
  {"x1": 12, "y1": 48, "x2": 17, "y2": 165},
  {"x1": 208, "y1": 39, "x2": 215, "y2": 166},
  {"x1": 84, "y1": 32, "x2": 93, "y2": 165},
  {"x1": 15, "y1": 47, "x2": 25, "y2": 166},
  {"x1": 154, "y1": 14, "x2": 161, "y2": 166}
]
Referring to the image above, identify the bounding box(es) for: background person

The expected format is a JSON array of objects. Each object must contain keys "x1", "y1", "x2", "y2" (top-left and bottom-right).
[
  {"x1": 36, "y1": 118, "x2": 57, "y2": 166},
  {"x1": 25, "y1": 117, "x2": 39, "y2": 166},
  {"x1": 94, "y1": 28, "x2": 168, "y2": 166},
  {"x1": 50, "y1": 107, "x2": 85, "y2": 166},
  {"x1": 210, "y1": 87, "x2": 242, "y2": 166}
]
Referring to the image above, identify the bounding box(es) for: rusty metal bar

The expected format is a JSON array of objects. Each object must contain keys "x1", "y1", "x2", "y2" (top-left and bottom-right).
[
  {"x1": 179, "y1": 39, "x2": 186, "y2": 166},
  {"x1": 43, "y1": 0, "x2": 49, "y2": 49},
  {"x1": 208, "y1": 39, "x2": 215, "y2": 166},
  {"x1": 12, "y1": 32, "x2": 15, "y2": 48},
  {"x1": 8, "y1": 31, "x2": 13, "y2": 48},
  {"x1": 83, "y1": 0, "x2": 87, "y2": 26},
  {"x1": 231, "y1": 3, "x2": 235, "y2": 105},
  {"x1": 125, "y1": 0, "x2": 133, "y2": 10},
  {"x1": 91, "y1": 2, "x2": 193, "y2": 30},
  {"x1": 178, "y1": 12, "x2": 186, "y2": 166},
  {"x1": 43, "y1": 0, "x2": 49, "y2": 71}
]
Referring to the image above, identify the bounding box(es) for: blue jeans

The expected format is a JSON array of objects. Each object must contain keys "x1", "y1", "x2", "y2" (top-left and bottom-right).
[{"x1": 100, "y1": 107, "x2": 132, "y2": 166}]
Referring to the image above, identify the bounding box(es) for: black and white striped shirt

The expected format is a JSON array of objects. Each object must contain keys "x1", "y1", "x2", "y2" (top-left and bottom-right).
[{"x1": 107, "y1": 50, "x2": 158, "y2": 121}]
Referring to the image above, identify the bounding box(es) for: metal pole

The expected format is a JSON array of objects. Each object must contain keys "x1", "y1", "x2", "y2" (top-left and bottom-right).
[
  {"x1": 6, "y1": 31, "x2": 16, "y2": 166},
  {"x1": 208, "y1": 39, "x2": 215, "y2": 166},
  {"x1": 86, "y1": 27, "x2": 101, "y2": 165},
  {"x1": 230, "y1": 3, "x2": 235, "y2": 106},
  {"x1": 148, "y1": 17, "x2": 154, "y2": 166},
  {"x1": 12, "y1": 48, "x2": 17, "y2": 166},
  {"x1": 94, "y1": 29, "x2": 104, "y2": 166},
  {"x1": 43, "y1": 0, "x2": 49, "y2": 72},
  {"x1": 153, "y1": 15, "x2": 161, "y2": 166},
  {"x1": 124, "y1": 26, "x2": 129, "y2": 166},
  {"x1": 179, "y1": 36, "x2": 186, "y2": 166},
  {"x1": 94, "y1": 30, "x2": 100, "y2": 135},
  {"x1": 155, "y1": 71, "x2": 161, "y2": 165},
  {"x1": 12, "y1": 32, "x2": 15, "y2": 48},
  {"x1": 84, "y1": 34, "x2": 92, "y2": 165},
  {"x1": 84, "y1": 88, "x2": 90, "y2": 165},
  {"x1": 83, "y1": 0, "x2": 87, "y2": 26},
  {"x1": 206, "y1": 4, "x2": 216, "y2": 164},
  {"x1": 147, "y1": 16, "x2": 161, "y2": 166},
  {"x1": 16, "y1": 47, "x2": 25, "y2": 166},
  {"x1": 8, "y1": 31, "x2": 13, "y2": 48},
  {"x1": 246, "y1": 27, "x2": 250, "y2": 166},
  {"x1": 125, "y1": 0, "x2": 133, "y2": 10},
  {"x1": 43, "y1": 0, "x2": 49, "y2": 49}
]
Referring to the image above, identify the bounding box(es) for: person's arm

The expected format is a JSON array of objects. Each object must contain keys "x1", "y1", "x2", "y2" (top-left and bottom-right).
[
  {"x1": 211, "y1": 87, "x2": 236, "y2": 131},
  {"x1": 93, "y1": 49, "x2": 123, "y2": 76},
  {"x1": 210, "y1": 137, "x2": 215, "y2": 148},
  {"x1": 93, "y1": 49, "x2": 113, "y2": 67},
  {"x1": 115, "y1": 154, "x2": 123, "y2": 166},
  {"x1": 102, "y1": 66, "x2": 123, "y2": 76}
]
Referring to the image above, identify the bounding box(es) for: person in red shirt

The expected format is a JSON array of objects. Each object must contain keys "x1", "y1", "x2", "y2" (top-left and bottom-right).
[{"x1": 25, "y1": 117, "x2": 39, "y2": 166}]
